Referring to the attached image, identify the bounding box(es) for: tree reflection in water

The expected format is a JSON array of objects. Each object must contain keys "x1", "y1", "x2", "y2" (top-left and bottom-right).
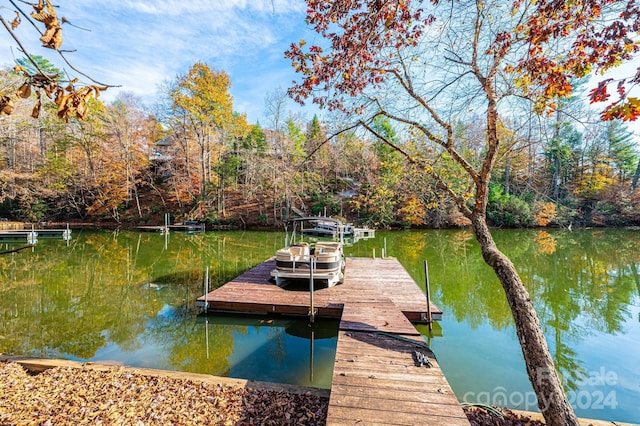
[
  {"x1": 1, "y1": 228, "x2": 638, "y2": 420},
  {"x1": 347, "y1": 228, "x2": 640, "y2": 422}
]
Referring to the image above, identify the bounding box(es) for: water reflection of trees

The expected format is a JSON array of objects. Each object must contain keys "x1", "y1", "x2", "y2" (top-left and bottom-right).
[
  {"x1": 384, "y1": 228, "x2": 640, "y2": 391},
  {"x1": 3, "y1": 229, "x2": 638, "y2": 388},
  {"x1": 0, "y1": 231, "x2": 285, "y2": 372}
]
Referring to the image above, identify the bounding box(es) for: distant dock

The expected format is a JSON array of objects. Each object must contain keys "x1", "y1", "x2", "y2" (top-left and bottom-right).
[
  {"x1": 197, "y1": 257, "x2": 468, "y2": 425},
  {"x1": 137, "y1": 223, "x2": 206, "y2": 233},
  {"x1": 0, "y1": 227, "x2": 71, "y2": 242}
]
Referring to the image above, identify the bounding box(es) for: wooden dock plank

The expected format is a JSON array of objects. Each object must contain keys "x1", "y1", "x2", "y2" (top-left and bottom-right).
[
  {"x1": 339, "y1": 302, "x2": 422, "y2": 335},
  {"x1": 326, "y1": 407, "x2": 469, "y2": 426},
  {"x1": 328, "y1": 331, "x2": 468, "y2": 425},
  {"x1": 195, "y1": 256, "x2": 466, "y2": 425},
  {"x1": 330, "y1": 377, "x2": 453, "y2": 395}
]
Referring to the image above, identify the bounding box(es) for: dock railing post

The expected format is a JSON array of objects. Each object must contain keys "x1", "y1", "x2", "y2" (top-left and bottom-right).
[
  {"x1": 383, "y1": 237, "x2": 387, "y2": 259},
  {"x1": 63, "y1": 223, "x2": 71, "y2": 242},
  {"x1": 309, "y1": 256, "x2": 316, "y2": 324},
  {"x1": 27, "y1": 224, "x2": 37, "y2": 245},
  {"x1": 423, "y1": 260, "x2": 433, "y2": 332},
  {"x1": 203, "y1": 266, "x2": 209, "y2": 312},
  {"x1": 309, "y1": 324, "x2": 315, "y2": 383},
  {"x1": 204, "y1": 267, "x2": 210, "y2": 359}
]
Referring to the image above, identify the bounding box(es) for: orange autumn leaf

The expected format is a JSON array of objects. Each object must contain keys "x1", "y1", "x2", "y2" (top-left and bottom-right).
[
  {"x1": 54, "y1": 85, "x2": 106, "y2": 121},
  {"x1": 10, "y1": 11, "x2": 21, "y2": 29}
]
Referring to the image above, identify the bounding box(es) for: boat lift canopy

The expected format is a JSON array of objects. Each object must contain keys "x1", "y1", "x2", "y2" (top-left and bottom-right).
[{"x1": 284, "y1": 216, "x2": 348, "y2": 245}]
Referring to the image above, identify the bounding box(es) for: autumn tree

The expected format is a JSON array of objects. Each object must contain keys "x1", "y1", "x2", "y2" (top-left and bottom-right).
[
  {"x1": 283, "y1": 0, "x2": 640, "y2": 423},
  {"x1": 632, "y1": 159, "x2": 640, "y2": 190},
  {"x1": 100, "y1": 93, "x2": 152, "y2": 219},
  {"x1": 603, "y1": 120, "x2": 638, "y2": 183},
  {"x1": 513, "y1": 0, "x2": 640, "y2": 121},
  {"x1": 284, "y1": 116, "x2": 307, "y2": 202},
  {"x1": 169, "y1": 63, "x2": 239, "y2": 200},
  {"x1": 215, "y1": 112, "x2": 250, "y2": 217},
  {"x1": 358, "y1": 117, "x2": 405, "y2": 227},
  {"x1": 305, "y1": 115, "x2": 333, "y2": 194}
]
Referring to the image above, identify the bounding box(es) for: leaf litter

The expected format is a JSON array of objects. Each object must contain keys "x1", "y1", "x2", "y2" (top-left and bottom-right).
[{"x1": 0, "y1": 362, "x2": 327, "y2": 425}]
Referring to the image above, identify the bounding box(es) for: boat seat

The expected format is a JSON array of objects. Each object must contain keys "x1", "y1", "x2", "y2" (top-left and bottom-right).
[
  {"x1": 316, "y1": 252, "x2": 338, "y2": 261},
  {"x1": 315, "y1": 242, "x2": 341, "y2": 251},
  {"x1": 290, "y1": 245, "x2": 310, "y2": 257},
  {"x1": 276, "y1": 249, "x2": 293, "y2": 261},
  {"x1": 276, "y1": 245, "x2": 310, "y2": 261},
  {"x1": 315, "y1": 242, "x2": 341, "y2": 256}
]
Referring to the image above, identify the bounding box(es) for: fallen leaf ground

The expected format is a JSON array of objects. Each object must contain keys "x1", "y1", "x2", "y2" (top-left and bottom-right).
[
  {"x1": 0, "y1": 361, "x2": 580, "y2": 425},
  {"x1": 464, "y1": 406, "x2": 546, "y2": 425},
  {"x1": 0, "y1": 362, "x2": 327, "y2": 425}
]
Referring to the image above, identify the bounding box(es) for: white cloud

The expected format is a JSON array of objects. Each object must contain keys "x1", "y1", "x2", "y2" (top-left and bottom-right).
[{"x1": 1, "y1": 1, "x2": 313, "y2": 123}]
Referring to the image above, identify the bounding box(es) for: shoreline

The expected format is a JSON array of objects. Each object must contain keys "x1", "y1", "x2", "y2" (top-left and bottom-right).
[{"x1": 2, "y1": 357, "x2": 637, "y2": 426}]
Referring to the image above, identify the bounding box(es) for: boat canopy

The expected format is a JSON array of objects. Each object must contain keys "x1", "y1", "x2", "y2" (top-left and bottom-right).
[{"x1": 287, "y1": 216, "x2": 344, "y2": 225}]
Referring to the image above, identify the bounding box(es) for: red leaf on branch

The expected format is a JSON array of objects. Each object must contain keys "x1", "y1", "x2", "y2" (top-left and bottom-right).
[{"x1": 588, "y1": 79, "x2": 612, "y2": 103}]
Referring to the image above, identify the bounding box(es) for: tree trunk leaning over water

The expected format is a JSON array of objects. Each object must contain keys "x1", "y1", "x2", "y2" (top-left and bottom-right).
[
  {"x1": 285, "y1": 1, "x2": 585, "y2": 424},
  {"x1": 471, "y1": 213, "x2": 578, "y2": 425}
]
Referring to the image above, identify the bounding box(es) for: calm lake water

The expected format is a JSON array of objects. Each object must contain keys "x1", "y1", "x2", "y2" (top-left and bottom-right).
[{"x1": 1, "y1": 228, "x2": 638, "y2": 423}]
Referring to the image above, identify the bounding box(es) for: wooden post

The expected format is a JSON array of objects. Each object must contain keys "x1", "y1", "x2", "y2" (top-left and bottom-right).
[
  {"x1": 309, "y1": 324, "x2": 315, "y2": 383},
  {"x1": 204, "y1": 266, "x2": 210, "y2": 359},
  {"x1": 423, "y1": 260, "x2": 432, "y2": 332},
  {"x1": 309, "y1": 256, "x2": 316, "y2": 324},
  {"x1": 203, "y1": 266, "x2": 209, "y2": 312}
]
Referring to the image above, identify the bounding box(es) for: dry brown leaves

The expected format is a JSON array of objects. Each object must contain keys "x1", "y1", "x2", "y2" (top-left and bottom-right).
[
  {"x1": 10, "y1": 11, "x2": 21, "y2": 29},
  {"x1": 3, "y1": 2, "x2": 107, "y2": 121},
  {"x1": 0, "y1": 362, "x2": 328, "y2": 425},
  {"x1": 30, "y1": 0, "x2": 63, "y2": 50},
  {"x1": 464, "y1": 406, "x2": 546, "y2": 426},
  {"x1": 5, "y1": 66, "x2": 106, "y2": 120},
  {"x1": 0, "y1": 96, "x2": 14, "y2": 115},
  {"x1": 55, "y1": 83, "x2": 106, "y2": 121}
]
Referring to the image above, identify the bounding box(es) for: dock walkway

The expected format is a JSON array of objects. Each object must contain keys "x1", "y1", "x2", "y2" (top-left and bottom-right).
[{"x1": 196, "y1": 257, "x2": 469, "y2": 425}]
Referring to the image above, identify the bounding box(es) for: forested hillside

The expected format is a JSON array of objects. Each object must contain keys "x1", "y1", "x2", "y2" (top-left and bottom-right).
[{"x1": 1, "y1": 61, "x2": 639, "y2": 229}]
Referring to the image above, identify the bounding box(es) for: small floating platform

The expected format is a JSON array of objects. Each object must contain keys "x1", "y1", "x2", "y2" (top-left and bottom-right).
[
  {"x1": 353, "y1": 227, "x2": 375, "y2": 238},
  {"x1": 137, "y1": 223, "x2": 205, "y2": 233},
  {"x1": 0, "y1": 229, "x2": 71, "y2": 241}
]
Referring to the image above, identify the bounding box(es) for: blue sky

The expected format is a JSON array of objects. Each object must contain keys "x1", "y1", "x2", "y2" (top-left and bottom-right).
[
  {"x1": 0, "y1": 1, "x2": 319, "y2": 124},
  {"x1": 1, "y1": 1, "x2": 639, "y2": 138}
]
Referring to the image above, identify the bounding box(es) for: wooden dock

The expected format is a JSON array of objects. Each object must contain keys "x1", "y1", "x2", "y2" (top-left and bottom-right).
[
  {"x1": 0, "y1": 221, "x2": 24, "y2": 230},
  {"x1": 197, "y1": 257, "x2": 468, "y2": 425},
  {"x1": 196, "y1": 258, "x2": 442, "y2": 321},
  {"x1": 0, "y1": 228, "x2": 71, "y2": 241}
]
